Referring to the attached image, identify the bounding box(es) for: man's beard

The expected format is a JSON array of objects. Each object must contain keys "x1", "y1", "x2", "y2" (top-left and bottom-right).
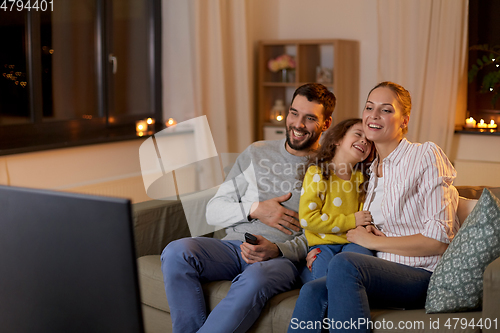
[{"x1": 286, "y1": 126, "x2": 320, "y2": 151}]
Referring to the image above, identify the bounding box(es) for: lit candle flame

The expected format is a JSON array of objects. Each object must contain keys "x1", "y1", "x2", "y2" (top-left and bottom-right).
[
  {"x1": 465, "y1": 117, "x2": 476, "y2": 128},
  {"x1": 166, "y1": 118, "x2": 177, "y2": 127},
  {"x1": 477, "y1": 119, "x2": 488, "y2": 128}
]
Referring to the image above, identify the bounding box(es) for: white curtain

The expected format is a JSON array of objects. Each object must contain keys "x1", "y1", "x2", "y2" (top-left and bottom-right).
[
  {"x1": 162, "y1": 0, "x2": 253, "y2": 154},
  {"x1": 377, "y1": 0, "x2": 469, "y2": 154}
]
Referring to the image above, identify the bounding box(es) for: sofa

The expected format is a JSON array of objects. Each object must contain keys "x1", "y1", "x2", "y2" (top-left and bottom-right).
[{"x1": 133, "y1": 186, "x2": 500, "y2": 333}]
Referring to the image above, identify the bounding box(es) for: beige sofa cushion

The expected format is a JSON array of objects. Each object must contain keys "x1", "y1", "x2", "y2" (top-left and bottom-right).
[
  {"x1": 137, "y1": 256, "x2": 241, "y2": 314},
  {"x1": 457, "y1": 196, "x2": 478, "y2": 226},
  {"x1": 137, "y1": 255, "x2": 299, "y2": 333},
  {"x1": 138, "y1": 255, "x2": 169, "y2": 312}
]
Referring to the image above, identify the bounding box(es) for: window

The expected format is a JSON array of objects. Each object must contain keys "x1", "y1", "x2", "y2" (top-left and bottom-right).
[
  {"x1": 467, "y1": 0, "x2": 500, "y2": 125},
  {"x1": 0, "y1": 0, "x2": 161, "y2": 154}
]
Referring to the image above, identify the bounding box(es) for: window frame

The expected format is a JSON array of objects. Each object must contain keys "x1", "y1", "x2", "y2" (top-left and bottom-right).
[
  {"x1": 467, "y1": 0, "x2": 500, "y2": 123},
  {"x1": 0, "y1": 0, "x2": 162, "y2": 155}
]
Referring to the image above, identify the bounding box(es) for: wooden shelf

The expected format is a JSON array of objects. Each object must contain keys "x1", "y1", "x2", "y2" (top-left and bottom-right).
[
  {"x1": 261, "y1": 82, "x2": 298, "y2": 87},
  {"x1": 257, "y1": 39, "x2": 359, "y2": 140}
]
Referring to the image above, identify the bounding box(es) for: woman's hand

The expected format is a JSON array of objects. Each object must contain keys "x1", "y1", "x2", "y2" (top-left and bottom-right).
[
  {"x1": 348, "y1": 227, "x2": 449, "y2": 257},
  {"x1": 354, "y1": 210, "x2": 372, "y2": 227},
  {"x1": 305, "y1": 248, "x2": 321, "y2": 271},
  {"x1": 365, "y1": 224, "x2": 386, "y2": 236},
  {"x1": 347, "y1": 226, "x2": 383, "y2": 249}
]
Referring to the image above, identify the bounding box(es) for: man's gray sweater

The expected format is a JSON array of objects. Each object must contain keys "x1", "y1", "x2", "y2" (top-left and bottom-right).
[{"x1": 206, "y1": 139, "x2": 309, "y2": 263}]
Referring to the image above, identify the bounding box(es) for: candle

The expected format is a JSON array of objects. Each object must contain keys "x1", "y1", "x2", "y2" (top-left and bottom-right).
[
  {"x1": 136, "y1": 120, "x2": 148, "y2": 136},
  {"x1": 166, "y1": 118, "x2": 177, "y2": 127},
  {"x1": 487, "y1": 120, "x2": 497, "y2": 129},
  {"x1": 464, "y1": 117, "x2": 476, "y2": 128},
  {"x1": 477, "y1": 119, "x2": 487, "y2": 128},
  {"x1": 146, "y1": 118, "x2": 155, "y2": 133},
  {"x1": 271, "y1": 99, "x2": 285, "y2": 124}
]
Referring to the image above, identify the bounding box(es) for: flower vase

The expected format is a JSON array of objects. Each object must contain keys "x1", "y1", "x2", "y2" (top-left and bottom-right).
[
  {"x1": 281, "y1": 69, "x2": 288, "y2": 82},
  {"x1": 280, "y1": 69, "x2": 295, "y2": 83}
]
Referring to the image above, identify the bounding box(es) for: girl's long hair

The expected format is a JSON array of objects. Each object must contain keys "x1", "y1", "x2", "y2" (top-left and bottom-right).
[{"x1": 297, "y1": 118, "x2": 374, "y2": 203}]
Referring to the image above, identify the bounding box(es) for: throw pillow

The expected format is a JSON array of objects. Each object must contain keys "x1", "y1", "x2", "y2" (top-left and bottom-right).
[{"x1": 425, "y1": 188, "x2": 500, "y2": 313}]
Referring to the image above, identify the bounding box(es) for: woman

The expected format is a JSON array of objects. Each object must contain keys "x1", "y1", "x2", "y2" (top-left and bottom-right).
[{"x1": 288, "y1": 82, "x2": 460, "y2": 333}]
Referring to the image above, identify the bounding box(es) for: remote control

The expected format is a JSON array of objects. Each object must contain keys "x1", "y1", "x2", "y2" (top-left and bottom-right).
[{"x1": 244, "y1": 232, "x2": 258, "y2": 245}]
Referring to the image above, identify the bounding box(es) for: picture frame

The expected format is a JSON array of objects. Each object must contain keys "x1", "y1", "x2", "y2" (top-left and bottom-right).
[{"x1": 316, "y1": 66, "x2": 333, "y2": 84}]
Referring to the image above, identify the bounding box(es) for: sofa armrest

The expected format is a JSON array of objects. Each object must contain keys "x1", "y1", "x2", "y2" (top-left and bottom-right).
[
  {"x1": 132, "y1": 199, "x2": 190, "y2": 258},
  {"x1": 483, "y1": 256, "x2": 500, "y2": 332}
]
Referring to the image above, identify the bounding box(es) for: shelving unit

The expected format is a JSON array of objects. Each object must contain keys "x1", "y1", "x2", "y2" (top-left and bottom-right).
[{"x1": 257, "y1": 39, "x2": 359, "y2": 140}]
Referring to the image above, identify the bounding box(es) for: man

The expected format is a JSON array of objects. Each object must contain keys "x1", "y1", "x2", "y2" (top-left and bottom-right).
[{"x1": 161, "y1": 83, "x2": 335, "y2": 333}]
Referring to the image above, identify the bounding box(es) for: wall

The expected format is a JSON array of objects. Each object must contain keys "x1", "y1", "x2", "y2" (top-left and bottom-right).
[
  {"x1": 0, "y1": 128, "x2": 213, "y2": 203},
  {"x1": 247, "y1": 0, "x2": 379, "y2": 116},
  {"x1": 450, "y1": 133, "x2": 500, "y2": 187},
  {"x1": 0, "y1": 140, "x2": 151, "y2": 203}
]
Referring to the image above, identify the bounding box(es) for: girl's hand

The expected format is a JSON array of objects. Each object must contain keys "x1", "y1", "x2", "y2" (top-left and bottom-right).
[
  {"x1": 354, "y1": 210, "x2": 372, "y2": 227},
  {"x1": 305, "y1": 248, "x2": 321, "y2": 271},
  {"x1": 347, "y1": 226, "x2": 382, "y2": 249}
]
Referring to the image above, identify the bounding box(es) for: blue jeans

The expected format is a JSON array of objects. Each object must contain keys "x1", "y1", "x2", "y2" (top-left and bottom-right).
[
  {"x1": 288, "y1": 252, "x2": 432, "y2": 333},
  {"x1": 161, "y1": 237, "x2": 299, "y2": 333},
  {"x1": 299, "y1": 243, "x2": 375, "y2": 284}
]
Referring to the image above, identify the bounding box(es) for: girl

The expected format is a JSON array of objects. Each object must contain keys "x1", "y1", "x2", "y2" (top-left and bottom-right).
[{"x1": 298, "y1": 118, "x2": 375, "y2": 283}]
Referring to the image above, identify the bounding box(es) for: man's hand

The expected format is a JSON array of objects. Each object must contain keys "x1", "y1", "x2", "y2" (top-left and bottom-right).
[
  {"x1": 249, "y1": 193, "x2": 300, "y2": 235},
  {"x1": 240, "y1": 234, "x2": 280, "y2": 264}
]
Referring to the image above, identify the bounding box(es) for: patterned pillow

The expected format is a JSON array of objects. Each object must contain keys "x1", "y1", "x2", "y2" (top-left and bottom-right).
[{"x1": 425, "y1": 188, "x2": 500, "y2": 313}]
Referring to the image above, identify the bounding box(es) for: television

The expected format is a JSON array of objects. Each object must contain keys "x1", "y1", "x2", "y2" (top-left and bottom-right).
[{"x1": 0, "y1": 185, "x2": 144, "y2": 333}]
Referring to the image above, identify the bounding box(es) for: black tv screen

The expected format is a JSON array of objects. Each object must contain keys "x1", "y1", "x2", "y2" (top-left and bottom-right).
[{"x1": 0, "y1": 185, "x2": 144, "y2": 333}]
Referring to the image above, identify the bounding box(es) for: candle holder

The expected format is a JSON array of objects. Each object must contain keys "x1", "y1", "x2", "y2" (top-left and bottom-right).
[
  {"x1": 477, "y1": 119, "x2": 488, "y2": 128},
  {"x1": 464, "y1": 117, "x2": 476, "y2": 128},
  {"x1": 136, "y1": 120, "x2": 148, "y2": 137},
  {"x1": 270, "y1": 99, "x2": 286, "y2": 124},
  {"x1": 146, "y1": 118, "x2": 155, "y2": 134}
]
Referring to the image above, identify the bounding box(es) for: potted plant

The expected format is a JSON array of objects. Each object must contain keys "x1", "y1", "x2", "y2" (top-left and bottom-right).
[{"x1": 468, "y1": 44, "x2": 500, "y2": 107}]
